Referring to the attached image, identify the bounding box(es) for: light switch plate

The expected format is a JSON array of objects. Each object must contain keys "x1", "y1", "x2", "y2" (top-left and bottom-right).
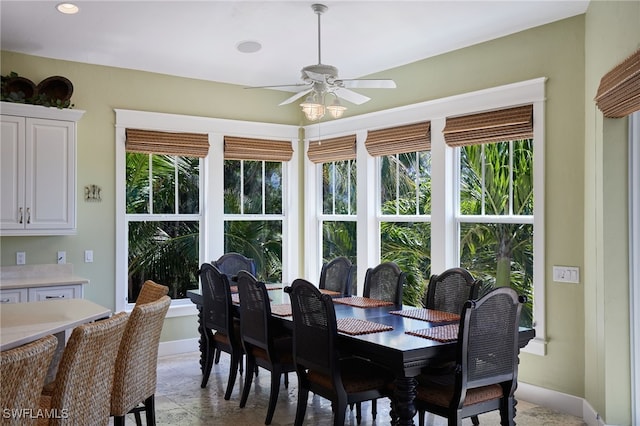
[{"x1": 553, "y1": 266, "x2": 579, "y2": 283}]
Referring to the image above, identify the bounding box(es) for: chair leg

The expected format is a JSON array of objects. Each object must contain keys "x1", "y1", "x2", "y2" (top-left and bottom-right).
[
  {"x1": 201, "y1": 330, "x2": 215, "y2": 388},
  {"x1": 134, "y1": 411, "x2": 142, "y2": 426},
  {"x1": 334, "y1": 401, "x2": 347, "y2": 426},
  {"x1": 294, "y1": 385, "x2": 310, "y2": 426},
  {"x1": 144, "y1": 395, "x2": 156, "y2": 426},
  {"x1": 355, "y1": 402, "x2": 362, "y2": 424},
  {"x1": 265, "y1": 370, "x2": 282, "y2": 425},
  {"x1": 214, "y1": 347, "x2": 221, "y2": 364},
  {"x1": 471, "y1": 414, "x2": 480, "y2": 425},
  {"x1": 113, "y1": 416, "x2": 125, "y2": 426},
  {"x1": 284, "y1": 372, "x2": 289, "y2": 388},
  {"x1": 372, "y1": 398, "x2": 377, "y2": 420},
  {"x1": 224, "y1": 352, "x2": 241, "y2": 400},
  {"x1": 239, "y1": 355, "x2": 256, "y2": 408}
]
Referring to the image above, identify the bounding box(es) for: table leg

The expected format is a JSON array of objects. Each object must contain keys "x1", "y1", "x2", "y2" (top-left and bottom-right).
[
  {"x1": 393, "y1": 376, "x2": 417, "y2": 426},
  {"x1": 195, "y1": 304, "x2": 205, "y2": 373}
]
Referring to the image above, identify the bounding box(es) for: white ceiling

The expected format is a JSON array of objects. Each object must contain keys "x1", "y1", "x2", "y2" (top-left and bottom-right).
[{"x1": 1, "y1": 1, "x2": 589, "y2": 91}]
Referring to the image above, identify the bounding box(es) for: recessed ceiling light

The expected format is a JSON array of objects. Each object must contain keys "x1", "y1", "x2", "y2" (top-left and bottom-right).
[
  {"x1": 56, "y1": 3, "x2": 79, "y2": 14},
  {"x1": 236, "y1": 41, "x2": 262, "y2": 54}
]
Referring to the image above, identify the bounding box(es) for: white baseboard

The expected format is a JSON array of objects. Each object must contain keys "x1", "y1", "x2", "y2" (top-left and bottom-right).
[
  {"x1": 517, "y1": 382, "x2": 608, "y2": 425},
  {"x1": 158, "y1": 337, "x2": 199, "y2": 357}
]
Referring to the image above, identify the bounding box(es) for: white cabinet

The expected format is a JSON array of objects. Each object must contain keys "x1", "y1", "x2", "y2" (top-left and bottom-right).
[
  {"x1": 0, "y1": 288, "x2": 28, "y2": 304},
  {"x1": 0, "y1": 264, "x2": 88, "y2": 304},
  {"x1": 28, "y1": 284, "x2": 83, "y2": 302},
  {"x1": 1, "y1": 102, "x2": 84, "y2": 236}
]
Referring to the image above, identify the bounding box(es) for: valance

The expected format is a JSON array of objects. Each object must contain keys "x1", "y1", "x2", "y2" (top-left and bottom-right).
[
  {"x1": 595, "y1": 48, "x2": 640, "y2": 118},
  {"x1": 365, "y1": 121, "x2": 431, "y2": 157}
]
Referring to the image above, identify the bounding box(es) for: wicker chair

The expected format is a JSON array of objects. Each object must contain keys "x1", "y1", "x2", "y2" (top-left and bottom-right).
[
  {"x1": 110, "y1": 295, "x2": 171, "y2": 425},
  {"x1": 363, "y1": 261, "x2": 405, "y2": 306},
  {"x1": 423, "y1": 267, "x2": 480, "y2": 314},
  {"x1": 285, "y1": 279, "x2": 392, "y2": 426},
  {"x1": 39, "y1": 312, "x2": 128, "y2": 426},
  {"x1": 135, "y1": 280, "x2": 169, "y2": 306},
  {"x1": 1, "y1": 335, "x2": 58, "y2": 426},
  {"x1": 212, "y1": 252, "x2": 257, "y2": 281},
  {"x1": 236, "y1": 271, "x2": 295, "y2": 425},
  {"x1": 319, "y1": 256, "x2": 354, "y2": 297},
  {"x1": 198, "y1": 262, "x2": 244, "y2": 399},
  {"x1": 415, "y1": 287, "x2": 525, "y2": 426}
]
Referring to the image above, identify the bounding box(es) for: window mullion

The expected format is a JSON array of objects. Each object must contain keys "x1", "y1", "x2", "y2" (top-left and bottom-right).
[
  {"x1": 174, "y1": 156, "x2": 179, "y2": 214},
  {"x1": 262, "y1": 161, "x2": 266, "y2": 214},
  {"x1": 509, "y1": 140, "x2": 514, "y2": 216},
  {"x1": 148, "y1": 155, "x2": 153, "y2": 215},
  {"x1": 481, "y1": 144, "x2": 486, "y2": 216},
  {"x1": 240, "y1": 160, "x2": 245, "y2": 215},
  {"x1": 395, "y1": 154, "x2": 400, "y2": 215}
]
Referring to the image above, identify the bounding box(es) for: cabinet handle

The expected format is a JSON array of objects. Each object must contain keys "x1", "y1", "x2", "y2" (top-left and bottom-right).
[
  {"x1": 26, "y1": 208, "x2": 31, "y2": 224},
  {"x1": 45, "y1": 295, "x2": 65, "y2": 299},
  {"x1": 19, "y1": 207, "x2": 23, "y2": 224},
  {"x1": 0, "y1": 298, "x2": 11, "y2": 303}
]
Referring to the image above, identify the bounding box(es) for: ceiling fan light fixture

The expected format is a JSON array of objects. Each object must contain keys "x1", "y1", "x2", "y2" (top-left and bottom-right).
[
  {"x1": 327, "y1": 97, "x2": 347, "y2": 119},
  {"x1": 301, "y1": 94, "x2": 325, "y2": 121}
]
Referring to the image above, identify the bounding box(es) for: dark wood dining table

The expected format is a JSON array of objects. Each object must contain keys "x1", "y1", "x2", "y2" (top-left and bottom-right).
[{"x1": 187, "y1": 286, "x2": 535, "y2": 426}]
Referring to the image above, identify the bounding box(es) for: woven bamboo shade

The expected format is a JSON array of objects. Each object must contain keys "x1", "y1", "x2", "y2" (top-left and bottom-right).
[
  {"x1": 125, "y1": 128, "x2": 209, "y2": 157},
  {"x1": 307, "y1": 135, "x2": 356, "y2": 163},
  {"x1": 224, "y1": 136, "x2": 293, "y2": 161},
  {"x1": 443, "y1": 105, "x2": 533, "y2": 147},
  {"x1": 365, "y1": 122, "x2": 431, "y2": 157},
  {"x1": 595, "y1": 48, "x2": 640, "y2": 118}
]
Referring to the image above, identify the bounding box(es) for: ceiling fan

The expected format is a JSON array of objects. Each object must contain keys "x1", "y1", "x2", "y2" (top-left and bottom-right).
[{"x1": 250, "y1": 3, "x2": 396, "y2": 121}]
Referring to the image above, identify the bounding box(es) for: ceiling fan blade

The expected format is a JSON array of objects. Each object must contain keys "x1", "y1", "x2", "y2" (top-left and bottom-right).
[
  {"x1": 278, "y1": 88, "x2": 313, "y2": 106},
  {"x1": 245, "y1": 83, "x2": 310, "y2": 90},
  {"x1": 334, "y1": 87, "x2": 371, "y2": 105},
  {"x1": 339, "y1": 79, "x2": 397, "y2": 89},
  {"x1": 303, "y1": 69, "x2": 327, "y2": 83}
]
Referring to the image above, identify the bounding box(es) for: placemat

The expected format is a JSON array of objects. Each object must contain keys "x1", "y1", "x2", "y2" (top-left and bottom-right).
[
  {"x1": 229, "y1": 285, "x2": 238, "y2": 293},
  {"x1": 270, "y1": 304, "x2": 292, "y2": 317},
  {"x1": 336, "y1": 318, "x2": 393, "y2": 335},
  {"x1": 406, "y1": 324, "x2": 459, "y2": 342},
  {"x1": 319, "y1": 289, "x2": 342, "y2": 297},
  {"x1": 266, "y1": 284, "x2": 283, "y2": 291},
  {"x1": 389, "y1": 308, "x2": 460, "y2": 323},
  {"x1": 231, "y1": 293, "x2": 240, "y2": 304},
  {"x1": 332, "y1": 296, "x2": 395, "y2": 308}
]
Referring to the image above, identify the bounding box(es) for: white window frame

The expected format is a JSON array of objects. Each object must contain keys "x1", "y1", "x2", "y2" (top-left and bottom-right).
[
  {"x1": 115, "y1": 109, "x2": 299, "y2": 317},
  {"x1": 305, "y1": 77, "x2": 547, "y2": 355},
  {"x1": 629, "y1": 111, "x2": 640, "y2": 425}
]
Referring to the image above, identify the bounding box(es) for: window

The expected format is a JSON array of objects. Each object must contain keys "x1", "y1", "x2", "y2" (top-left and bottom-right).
[
  {"x1": 304, "y1": 78, "x2": 546, "y2": 354},
  {"x1": 457, "y1": 139, "x2": 534, "y2": 326},
  {"x1": 368, "y1": 122, "x2": 431, "y2": 307},
  {"x1": 223, "y1": 159, "x2": 284, "y2": 283},
  {"x1": 126, "y1": 152, "x2": 202, "y2": 302}
]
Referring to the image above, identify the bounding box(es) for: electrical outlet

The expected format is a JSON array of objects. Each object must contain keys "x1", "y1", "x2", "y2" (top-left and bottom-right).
[
  {"x1": 16, "y1": 252, "x2": 26, "y2": 265},
  {"x1": 84, "y1": 250, "x2": 93, "y2": 263},
  {"x1": 57, "y1": 251, "x2": 66, "y2": 264}
]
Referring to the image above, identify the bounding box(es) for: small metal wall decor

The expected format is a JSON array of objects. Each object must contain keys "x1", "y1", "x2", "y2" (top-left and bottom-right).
[{"x1": 84, "y1": 184, "x2": 102, "y2": 202}]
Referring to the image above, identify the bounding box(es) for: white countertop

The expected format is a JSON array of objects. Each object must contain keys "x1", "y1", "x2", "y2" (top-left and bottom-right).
[
  {"x1": 0, "y1": 298, "x2": 110, "y2": 351},
  {"x1": 0, "y1": 264, "x2": 89, "y2": 289}
]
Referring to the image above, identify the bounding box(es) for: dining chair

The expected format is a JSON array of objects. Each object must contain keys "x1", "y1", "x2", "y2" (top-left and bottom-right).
[
  {"x1": 135, "y1": 280, "x2": 169, "y2": 306},
  {"x1": 236, "y1": 270, "x2": 295, "y2": 425},
  {"x1": 363, "y1": 261, "x2": 405, "y2": 306},
  {"x1": 423, "y1": 267, "x2": 481, "y2": 314},
  {"x1": 1, "y1": 335, "x2": 58, "y2": 426},
  {"x1": 110, "y1": 295, "x2": 171, "y2": 425},
  {"x1": 39, "y1": 312, "x2": 128, "y2": 426},
  {"x1": 212, "y1": 252, "x2": 257, "y2": 280},
  {"x1": 285, "y1": 279, "x2": 392, "y2": 426},
  {"x1": 319, "y1": 256, "x2": 354, "y2": 297},
  {"x1": 198, "y1": 262, "x2": 244, "y2": 399},
  {"x1": 414, "y1": 287, "x2": 525, "y2": 426}
]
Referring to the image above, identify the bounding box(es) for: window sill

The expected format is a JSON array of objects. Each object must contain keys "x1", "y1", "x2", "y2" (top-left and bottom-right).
[{"x1": 125, "y1": 300, "x2": 198, "y2": 318}]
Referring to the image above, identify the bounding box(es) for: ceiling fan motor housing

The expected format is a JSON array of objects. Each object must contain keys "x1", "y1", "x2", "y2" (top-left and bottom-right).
[{"x1": 301, "y1": 64, "x2": 339, "y2": 84}]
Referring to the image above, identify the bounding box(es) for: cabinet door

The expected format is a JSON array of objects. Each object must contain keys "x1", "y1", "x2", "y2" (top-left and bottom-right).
[
  {"x1": 0, "y1": 115, "x2": 26, "y2": 229},
  {"x1": 25, "y1": 118, "x2": 75, "y2": 231}
]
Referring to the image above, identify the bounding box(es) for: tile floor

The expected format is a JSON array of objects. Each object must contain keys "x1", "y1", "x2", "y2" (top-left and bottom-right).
[{"x1": 112, "y1": 351, "x2": 587, "y2": 425}]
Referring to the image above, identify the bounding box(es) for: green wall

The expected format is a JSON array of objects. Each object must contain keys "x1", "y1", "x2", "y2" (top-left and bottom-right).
[
  {"x1": 584, "y1": 1, "x2": 639, "y2": 424},
  {"x1": 1, "y1": 5, "x2": 636, "y2": 421}
]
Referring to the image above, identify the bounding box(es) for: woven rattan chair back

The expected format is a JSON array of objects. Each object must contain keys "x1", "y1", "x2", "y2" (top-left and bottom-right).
[
  {"x1": 198, "y1": 262, "x2": 243, "y2": 399},
  {"x1": 363, "y1": 262, "x2": 405, "y2": 306},
  {"x1": 237, "y1": 270, "x2": 294, "y2": 424},
  {"x1": 43, "y1": 312, "x2": 128, "y2": 426},
  {"x1": 415, "y1": 287, "x2": 524, "y2": 425},
  {"x1": 135, "y1": 280, "x2": 169, "y2": 306},
  {"x1": 213, "y1": 252, "x2": 256, "y2": 280},
  {"x1": 286, "y1": 279, "x2": 390, "y2": 425},
  {"x1": 1, "y1": 335, "x2": 58, "y2": 425},
  {"x1": 423, "y1": 267, "x2": 480, "y2": 315},
  {"x1": 319, "y1": 257, "x2": 354, "y2": 297},
  {"x1": 111, "y1": 295, "x2": 171, "y2": 425}
]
